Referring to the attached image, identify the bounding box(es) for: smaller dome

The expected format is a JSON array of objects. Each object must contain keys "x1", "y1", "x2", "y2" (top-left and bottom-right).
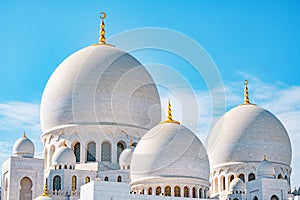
[
  {"x1": 256, "y1": 157, "x2": 275, "y2": 179},
  {"x1": 13, "y1": 133, "x2": 35, "y2": 158},
  {"x1": 229, "y1": 178, "x2": 245, "y2": 192},
  {"x1": 52, "y1": 142, "x2": 76, "y2": 167},
  {"x1": 119, "y1": 146, "x2": 134, "y2": 169}
]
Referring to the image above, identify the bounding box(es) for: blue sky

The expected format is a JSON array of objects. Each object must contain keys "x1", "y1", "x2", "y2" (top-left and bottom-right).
[{"x1": 0, "y1": 0, "x2": 300, "y2": 188}]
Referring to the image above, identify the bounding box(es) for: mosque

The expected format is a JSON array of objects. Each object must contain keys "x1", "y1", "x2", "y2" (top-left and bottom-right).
[{"x1": 1, "y1": 12, "x2": 299, "y2": 200}]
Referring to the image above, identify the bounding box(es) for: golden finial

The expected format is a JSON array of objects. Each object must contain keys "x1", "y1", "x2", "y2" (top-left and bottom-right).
[
  {"x1": 23, "y1": 132, "x2": 27, "y2": 138},
  {"x1": 161, "y1": 100, "x2": 180, "y2": 124},
  {"x1": 59, "y1": 140, "x2": 67, "y2": 147},
  {"x1": 99, "y1": 12, "x2": 106, "y2": 44},
  {"x1": 240, "y1": 80, "x2": 256, "y2": 106},
  {"x1": 91, "y1": 12, "x2": 114, "y2": 46},
  {"x1": 41, "y1": 180, "x2": 50, "y2": 196},
  {"x1": 244, "y1": 80, "x2": 250, "y2": 104},
  {"x1": 264, "y1": 155, "x2": 267, "y2": 161},
  {"x1": 129, "y1": 140, "x2": 133, "y2": 147}
]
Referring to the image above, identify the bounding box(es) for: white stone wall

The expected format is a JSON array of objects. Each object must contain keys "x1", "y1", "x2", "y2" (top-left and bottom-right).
[{"x1": 1, "y1": 156, "x2": 44, "y2": 200}]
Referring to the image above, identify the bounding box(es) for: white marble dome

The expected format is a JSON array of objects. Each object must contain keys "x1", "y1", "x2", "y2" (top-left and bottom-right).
[
  {"x1": 40, "y1": 45, "x2": 161, "y2": 134},
  {"x1": 52, "y1": 144, "x2": 76, "y2": 166},
  {"x1": 13, "y1": 134, "x2": 35, "y2": 158},
  {"x1": 206, "y1": 104, "x2": 292, "y2": 168},
  {"x1": 130, "y1": 122, "x2": 210, "y2": 183},
  {"x1": 119, "y1": 146, "x2": 134, "y2": 169},
  {"x1": 257, "y1": 158, "x2": 275, "y2": 178},
  {"x1": 229, "y1": 178, "x2": 245, "y2": 192}
]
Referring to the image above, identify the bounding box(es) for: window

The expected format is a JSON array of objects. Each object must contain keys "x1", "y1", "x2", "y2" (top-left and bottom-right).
[
  {"x1": 253, "y1": 196, "x2": 258, "y2": 200},
  {"x1": 74, "y1": 142, "x2": 80, "y2": 163},
  {"x1": 117, "y1": 141, "x2": 125, "y2": 162},
  {"x1": 85, "y1": 176, "x2": 90, "y2": 183},
  {"x1": 101, "y1": 142, "x2": 111, "y2": 162},
  {"x1": 174, "y1": 186, "x2": 181, "y2": 197},
  {"x1": 248, "y1": 173, "x2": 255, "y2": 181},
  {"x1": 148, "y1": 187, "x2": 152, "y2": 195},
  {"x1": 53, "y1": 175, "x2": 61, "y2": 191},
  {"x1": 214, "y1": 177, "x2": 218, "y2": 193},
  {"x1": 238, "y1": 174, "x2": 245, "y2": 182},
  {"x1": 271, "y1": 195, "x2": 279, "y2": 200},
  {"x1": 192, "y1": 187, "x2": 196, "y2": 198},
  {"x1": 132, "y1": 142, "x2": 137, "y2": 147},
  {"x1": 20, "y1": 177, "x2": 32, "y2": 200},
  {"x1": 87, "y1": 142, "x2": 96, "y2": 162},
  {"x1": 184, "y1": 186, "x2": 189, "y2": 197},
  {"x1": 278, "y1": 174, "x2": 283, "y2": 179},
  {"x1": 117, "y1": 176, "x2": 122, "y2": 182},
  {"x1": 72, "y1": 176, "x2": 77, "y2": 191},
  {"x1": 221, "y1": 175, "x2": 225, "y2": 191},
  {"x1": 156, "y1": 186, "x2": 161, "y2": 196},
  {"x1": 164, "y1": 186, "x2": 171, "y2": 196},
  {"x1": 104, "y1": 176, "x2": 108, "y2": 181},
  {"x1": 199, "y1": 188, "x2": 202, "y2": 198}
]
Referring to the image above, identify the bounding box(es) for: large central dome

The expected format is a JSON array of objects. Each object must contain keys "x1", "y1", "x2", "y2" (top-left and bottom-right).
[{"x1": 40, "y1": 45, "x2": 161, "y2": 134}]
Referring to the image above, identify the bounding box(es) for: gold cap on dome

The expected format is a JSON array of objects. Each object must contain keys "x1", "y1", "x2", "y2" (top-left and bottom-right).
[
  {"x1": 23, "y1": 132, "x2": 27, "y2": 138},
  {"x1": 240, "y1": 80, "x2": 256, "y2": 106},
  {"x1": 129, "y1": 140, "x2": 133, "y2": 147},
  {"x1": 264, "y1": 155, "x2": 267, "y2": 161},
  {"x1": 59, "y1": 140, "x2": 67, "y2": 147},
  {"x1": 91, "y1": 12, "x2": 114, "y2": 47},
  {"x1": 160, "y1": 100, "x2": 180, "y2": 124},
  {"x1": 40, "y1": 181, "x2": 50, "y2": 197}
]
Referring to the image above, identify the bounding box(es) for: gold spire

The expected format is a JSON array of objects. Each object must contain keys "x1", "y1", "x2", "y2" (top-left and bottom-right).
[
  {"x1": 23, "y1": 132, "x2": 27, "y2": 138},
  {"x1": 59, "y1": 140, "x2": 67, "y2": 147},
  {"x1": 129, "y1": 140, "x2": 133, "y2": 147},
  {"x1": 91, "y1": 12, "x2": 114, "y2": 46},
  {"x1": 244, "y1": 80, "x2": 250, "y2": 104},
  {"x1": 264, "y1": 155, "x2": 267, "y2": 161},
  {"x1": 41, "y1": 181, "x2": 50, "y2": 196},
  {"x1": 240, "y1": 80, "x2": 256, "y2": 106},
  {"x1": 99, "y1": 12, "x2": 106, "y2": 44},
  {"x1": 161, "y1": 100, "x2": 180, "y2": 124}
]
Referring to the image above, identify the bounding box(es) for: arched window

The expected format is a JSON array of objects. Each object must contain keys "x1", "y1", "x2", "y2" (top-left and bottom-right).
[
  {"x1": 285, "y1": 175, "x2": 288, "y2": 180},
  {"x1": 192, "y1": 187, "x2": 196, "y2": 198},
  {"x1": 248, "y1": 173, "x2": 255, "y2": 181},
  {"x1": 233, "y1": 198, "x2": 239, "y2": 200},
  {"x1": 117, "y1": 141, "x2": 125, "y2": 162},
  {"x1": 117, "y1": 176, "x2": 122, "y2": 182},
  {"x1": 214, "y1": 177, "x2": 218, "y2": 193},
  {"x1": 221, "y1": 175, "x2": 225, "y2": 191},
  {"x1": 49, "y1": 145, "x2": 55, "y2": 167},
  {"x1": 72, "y1": 176, "x2": 77, "y2": 191},
  {"x1": 204, "y1": 189, "x2": 207, "y2": 198},
  {"x1": 199, "y1": 188, "x2": 203, "y2": 198},
  {"x1": 53, "y1": 175, "x2": 61, "y2": 191},
  {"x1": 104, "y1": 176, "x2": 109, "y2": 181},
  {"x1": 87, "y1": 142, "x2": 96, "y2": 162},
  {"x1": 174, "y1": 186, "x2": 181, "y2": 197},
  {"x1": 101, "y1": 141, "x2": 111, "y2": 162},
  {"x1": 74, "y1": 142, "x2": 80, "y2": 163},
  {"x1": 64, "y1": 165, "x2": 67, "y2": 169},
  {"x1": 271, "y1": 195, "x2": 279, "y2": 200},
  {"x1": 20, "y1": 177, "x2": 32, "y2": 200},
  {"x1": 253, "y1": 196, "x2": 258, "y2": 200},
  {"x1": 278, "y1": 174, "x2": 283, "y2": 179},
  {"x1": 228, "y1": 174, "x2": 234, "y2": 189},
  {"x1": 164, "y1": 186, "x2": 171, "y2": 196},
  {"x1": 148, "y1": 187, "x2": 152, "y2": 195},
  {"x1": 85, "y1": 176, "x2": 90, "y2": 183},
  {"x1": 184, "y1": 186, "x2": 189, "y2": 197},
  {"x1": 238, "y1": 174, "x2": 245, "y2": 182},
  {"x1": 156, "y1": 186, "x2": 161, "y2": 195},
  {"x1": 141, "y1": 188, "x2": 144, "y2": 195}
]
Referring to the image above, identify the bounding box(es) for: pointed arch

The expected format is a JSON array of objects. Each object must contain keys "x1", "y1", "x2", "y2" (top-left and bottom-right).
[
  {"x1": 101, "y1": 141, "x2": 111, "y2": 162},
  {"x1": 184, "y1": 186, "x2": 189, "y2": 197},
  {"x1": 73, "y1": 142, "x2": 80, "y2": 163},
  {"x1": 164, "y1": 186, "x2": 171, "y2": 196},
  {"x1": 86, "y1": 141, "x2": 96, "y2": 162},
  {"x1": 117, "y1": 141, "x2": 126, "y2": 162},
  {"x1": 20, "y1": 177, "x2": 32, "y2": 200},
  {"x1": 53, "y1": 175, "x2": 61, "y2": 191},
  {"x1": 72, "y1": 176, "x2": 77, "y2": 191}
]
